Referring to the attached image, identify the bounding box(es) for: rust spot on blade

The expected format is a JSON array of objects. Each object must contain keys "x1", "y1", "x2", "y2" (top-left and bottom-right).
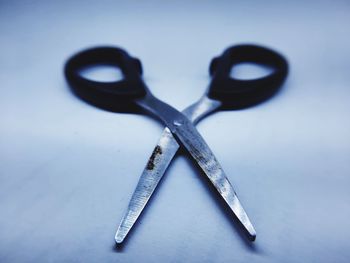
[{"x1": 146, "y1": 145, "x2": 162, "y2": 170}]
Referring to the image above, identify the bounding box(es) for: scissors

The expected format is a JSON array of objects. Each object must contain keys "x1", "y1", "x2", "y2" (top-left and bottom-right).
[{"x1": 64, "y1": 44, "x2": 288, "y2": 244}]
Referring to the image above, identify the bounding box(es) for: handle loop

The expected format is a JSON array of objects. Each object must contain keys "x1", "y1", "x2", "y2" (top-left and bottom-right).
[
  {"x1": 208, "y1": 44, "x2": 288, "y2": 109},
  {"x1": 64, "y1": 47, "x2": 147, "y2": 112}
]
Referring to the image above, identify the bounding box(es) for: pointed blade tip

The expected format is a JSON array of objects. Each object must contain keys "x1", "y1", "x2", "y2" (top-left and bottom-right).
[
  {"x1": 115, "y1": 233, "x2": 125, "y2": 244},
  {"x1": 242, "y1": 219, "x2": 256, "y2": 242},
  {"x1": 248, "y1": 231, "x2": 256, "y2": 242}
]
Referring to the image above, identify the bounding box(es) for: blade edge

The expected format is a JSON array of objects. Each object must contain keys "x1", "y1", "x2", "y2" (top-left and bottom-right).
[
  {"x1": 172, "y1": 121, "x2": 256, "y2": 238},
  {"x1": 115, "y1": 128, "x2": 180, "y2": 243}
]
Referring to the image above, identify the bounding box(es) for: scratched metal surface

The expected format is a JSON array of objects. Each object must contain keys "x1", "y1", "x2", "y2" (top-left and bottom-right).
[
  {"x1": 1, "y1": 0, "x2": 350, "y2": 262},
  {"x1": 115, "y1": 96, "x2": 223, "y2": 243},
  {"x1": 116, "y1": 96, "x2": 256, "y2": 243}
]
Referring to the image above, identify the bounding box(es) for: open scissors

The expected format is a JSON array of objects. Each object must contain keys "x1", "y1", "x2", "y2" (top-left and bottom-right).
[{"x1": 64, "y1": 44, "x2": 288, "y2": 244}]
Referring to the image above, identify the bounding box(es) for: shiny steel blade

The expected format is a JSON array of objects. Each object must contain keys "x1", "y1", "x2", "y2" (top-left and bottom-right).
[
  {"x1": 116, "y1": 97, "x2": 219, "y2": 244},
  {"x1": 115, "y1": 127, "x2": 179, "y2": 244},
  {"x1": 172, "y1": 119, "x2": 256, "y2": 240},
  {"x1": 115, "y1": 96, "x2": 255, "y2": 243}
]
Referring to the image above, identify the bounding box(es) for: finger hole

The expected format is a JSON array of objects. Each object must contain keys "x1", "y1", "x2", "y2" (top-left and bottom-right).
[
  {"x1": 230, "y1": 62, "x2": 274, "y2": 80},
  {"x1": 79, "y1": 64, "x2": 124, "y2": 82}
]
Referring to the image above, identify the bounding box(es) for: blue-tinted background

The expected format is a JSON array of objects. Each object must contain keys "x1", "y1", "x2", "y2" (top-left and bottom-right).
[{"x1": 1, "y1": 0, "x2": 350, "y2": 262}]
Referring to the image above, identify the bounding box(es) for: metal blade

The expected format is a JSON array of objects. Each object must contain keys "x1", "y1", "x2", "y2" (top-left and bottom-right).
[
  {"x1": 171, "y1": 119, "x2": 256, "y2": 240},
  {"x1": 115, "y1": 128, "x2": 179, "y2": 244},
  {"x1": 116, "y1": 96, "x2": 255, "y2": 243},
  {"x1": 115, "y1": 97, "x2": 220, "y2": 244}
]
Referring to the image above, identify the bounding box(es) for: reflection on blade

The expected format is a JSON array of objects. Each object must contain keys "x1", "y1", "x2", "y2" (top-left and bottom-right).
[
  {"x1": 115, "y1": 128, "x2": 179, "y2": 244},
  {"x1": 172, "y1": 119, "x2": 256, "y2": 240},
  {"x1": 115, "y1": 121, "x2": 255, "y2": 243},
  {"x1": 115, "y1": 96, "x2": 255, "y2": 243}
]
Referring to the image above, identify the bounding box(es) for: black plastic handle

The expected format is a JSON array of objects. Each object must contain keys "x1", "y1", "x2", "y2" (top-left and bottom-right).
[
  {"x1": 208, "y1": 44, "x2": 288, "y2": 109},
  {"x1": 64, "y1": 47, "x2": 147, "y2": 112}
]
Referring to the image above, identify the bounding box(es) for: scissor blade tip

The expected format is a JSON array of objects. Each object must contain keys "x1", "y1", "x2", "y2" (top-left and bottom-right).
[
  {"x1": 249, "y1": 232, "x2": 256, "y2": 242},
  {"x1": 115, "y1": 234, "x2": 125, "y2": 244},
  {"x1": 244, "y1": 224, "x2": 256, "y2": 241},
  {"x1": 115, "y1": 238, "x2": 124, "y2": 244}
]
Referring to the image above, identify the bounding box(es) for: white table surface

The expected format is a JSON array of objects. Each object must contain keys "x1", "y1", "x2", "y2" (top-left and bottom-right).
[{"x1": 1, "y1": 1, "x2": 350, "y2": 262}]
